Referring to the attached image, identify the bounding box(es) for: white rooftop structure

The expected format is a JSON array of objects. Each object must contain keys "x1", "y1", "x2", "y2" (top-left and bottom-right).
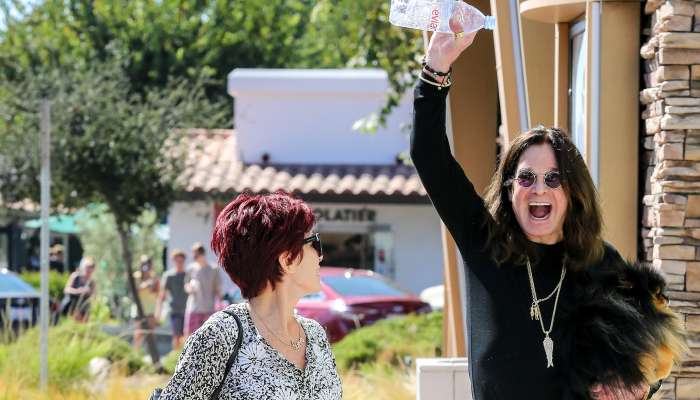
[{"x1": 227, "y1": 68, "x2": 413, "y2": 165}]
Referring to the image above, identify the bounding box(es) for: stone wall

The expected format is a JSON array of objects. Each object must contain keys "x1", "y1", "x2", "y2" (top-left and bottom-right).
[{"x1": 641, "y1": 1, "x2": 700, "y2": 398}]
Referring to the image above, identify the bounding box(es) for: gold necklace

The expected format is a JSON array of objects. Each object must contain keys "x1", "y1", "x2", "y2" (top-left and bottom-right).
[
  {"x1": 248, "y1": 303, "x2": 304, "y2": 352},
  {"x1": 526, "y1": 258, "x2": 566, "y2": 368}
]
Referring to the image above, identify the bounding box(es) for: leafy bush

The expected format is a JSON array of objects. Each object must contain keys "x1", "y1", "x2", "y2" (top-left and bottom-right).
[
  {"x1": 161, "y1": 349, "x2": 182, "y2": 375},
  {"x1": 0, "y1": 319, "x2": 145, "y2": 390},
  {"x1": 332, "y1": 312, "x2": 443, "y2": 371},
  {"x1": 19, "y1": 271, "x2": 70, "y2": 301},
  {"x1": 156, "y1": 312, "x2": 443, "y2": 375}
]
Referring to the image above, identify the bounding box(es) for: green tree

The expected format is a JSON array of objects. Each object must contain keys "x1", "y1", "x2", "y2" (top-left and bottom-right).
[
  {"x1": 0, "y1": 0, "x2": 423, "y2": 129},
  {"x1": 76, "y1": 204, "x2": 165, "y2": 322},
  {"x1": 302, "y1": 0, "x2": 424, "y2": 129},
  {"x1": 0, "y1": 53, "x2": 227, "y2": 367},
  {"x1": 0, "y1": 0, "x2": 319, "y2": 101}
]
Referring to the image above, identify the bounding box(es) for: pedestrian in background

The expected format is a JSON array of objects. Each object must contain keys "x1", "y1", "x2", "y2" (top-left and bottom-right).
[
  {"x1": 156, "y1": 249, "x2": 189, "y2": 349},
  {"x1": 60, "y1": 256, "x2": 96, "y2": 322},
  {"x1": 133, "y1": 255, "x2": 160, "y2": 351},
  {"x1": 184, "y1": 243, "x2": 221, "y2": 336}
]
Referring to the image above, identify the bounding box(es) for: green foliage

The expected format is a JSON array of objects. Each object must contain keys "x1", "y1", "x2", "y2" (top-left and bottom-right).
[
  {"x1": 75, "y1": 204, "x2": 165, "y2": 320},
  {"x1": 18, "y1": 270, "x2": 69, "y2": 301},
  {"x1": 159, "y1": 312, "x2": 442, "y2": 374},
  {"x1": 0, "y1": 0, "x2": 318, "y2": 101},
  {"x1": 303, "y1": 0, "x2": 424, "y2": 129},
  {"x1": 0, "y1": 319, "x2": 145, "y2": 390},
  {"x1": 332, "y1": 312, "x2": 443, "y2": 371},
  {"x1": 161, "y1": 348, "x2": 182, "y2": 375},
  {"x1": 89, "y1": 295, "x2": 115, "y2": 324},
  {"x1": 0, "y1": 51, "x2": 226, "y2": 220},
  {"x1": 0, "y1": 0, "x2": 422, "y2": 132}
]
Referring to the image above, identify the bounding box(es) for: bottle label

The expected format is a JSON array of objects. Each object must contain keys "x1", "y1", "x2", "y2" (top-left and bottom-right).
[{"x1": 428, "y1": 7, "x2": 440, "y2": 31}]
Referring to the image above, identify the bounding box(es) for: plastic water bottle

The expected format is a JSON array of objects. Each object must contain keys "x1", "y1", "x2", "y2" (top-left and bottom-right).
[{"x1": 389, "y1": 0, "x2": 495, "y2": 34}]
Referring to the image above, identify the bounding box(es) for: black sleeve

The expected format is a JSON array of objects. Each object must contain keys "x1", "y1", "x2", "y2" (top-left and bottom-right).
[
  {"x1": 646, "y1": 380, "x2": 662, "y2": 399},
  {"x1": 410, "y1": 79, "x2": 491, "y2": 254}
]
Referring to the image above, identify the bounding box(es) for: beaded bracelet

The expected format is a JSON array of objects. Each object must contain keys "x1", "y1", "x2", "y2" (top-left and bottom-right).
[
  {"x1": 419, "y1": 70, "x2": 452, "y2": 90},
  {"x1": 422, "y1": 62, "x2": 452, "y2": 77}
]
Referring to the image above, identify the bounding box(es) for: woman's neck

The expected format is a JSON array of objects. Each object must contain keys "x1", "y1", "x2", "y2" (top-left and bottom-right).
[{"x1": 248, "y1": 286, "x2": 300, "y2": 335}]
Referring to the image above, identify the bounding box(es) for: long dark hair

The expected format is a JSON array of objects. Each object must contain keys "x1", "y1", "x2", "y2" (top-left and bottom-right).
[{"x1": 483, "y1": 127, "x2": 603, "y2": 270}]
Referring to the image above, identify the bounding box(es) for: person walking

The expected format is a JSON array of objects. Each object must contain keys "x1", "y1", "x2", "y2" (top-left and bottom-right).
[
  {"x1": 61, "y1": 257, "x2": 96, "y2": 322},
  {"x1": 158, "y1": 191, "x2": 342, "y2": 399},
  {"x1": 156, "y1": 249, "x2": 189, "y2": 349},
  {"x1": 133, "y1": 256, "x2": 160, "y2": 351},
  {"x1": 184, "y1": 243, "x2": 221, "y2": 336}
]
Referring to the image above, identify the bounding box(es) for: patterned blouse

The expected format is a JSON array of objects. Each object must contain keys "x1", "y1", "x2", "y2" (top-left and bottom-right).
[{"x1": 160, "y1": 303, "x2": 343, "y2": 400}]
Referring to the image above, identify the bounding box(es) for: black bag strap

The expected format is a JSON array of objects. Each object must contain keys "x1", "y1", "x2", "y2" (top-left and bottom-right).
[
  {"x1": 148, "y1": 309, "x2": 244, "y2": 400},
  {"x1": 210, "y1": 309, "x2": 244, "y2": 400}
]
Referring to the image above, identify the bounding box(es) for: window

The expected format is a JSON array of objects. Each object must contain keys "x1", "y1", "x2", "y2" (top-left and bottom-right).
[
  {"x1": 322, "y1": 275, "x2": 408, "y2": 297},
  {"x1": 569, "y1": 20, "x2": 586, "y2": 157}
]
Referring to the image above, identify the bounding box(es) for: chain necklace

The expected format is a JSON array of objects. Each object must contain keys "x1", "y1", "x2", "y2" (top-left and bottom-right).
[
  {"x1": 526, "y1": 257, "x2": 566, "y2": 368},
  {"x1": 248, "y1": 303, "x2": 304, "y2": 352}
]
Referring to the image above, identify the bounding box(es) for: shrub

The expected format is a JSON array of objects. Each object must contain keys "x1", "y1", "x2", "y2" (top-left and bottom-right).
[
  {"x1": 332, "y1": 312, "x2": 443, "y2": 371},
  {"x1": 19, "y1": 271, "x2": 70, "y2": 301},
  {"x1": 0, "y1": 319, "x2": 145, "y2": 390},
  {"x1": 154, "y1": 312, "x2": 444, "y2": 375},
  {"x1": 161, "y1": 348, "x2": 182, "y2": 375}
]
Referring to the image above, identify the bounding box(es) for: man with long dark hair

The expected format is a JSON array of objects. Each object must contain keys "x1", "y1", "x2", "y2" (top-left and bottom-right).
[{"x1": 411, "y1": 28, "x2": 686, "y2": 400}]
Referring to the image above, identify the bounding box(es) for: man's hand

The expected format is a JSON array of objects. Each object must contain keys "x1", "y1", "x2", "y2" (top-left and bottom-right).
[{"x1": 424, "y1": 20, "x2": 478, "y2": 73}]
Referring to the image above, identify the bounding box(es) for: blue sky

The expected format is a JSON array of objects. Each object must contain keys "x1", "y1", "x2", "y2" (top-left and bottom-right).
[{"x1": 1, "y1": 0, "x2": 36, "y2": 31}]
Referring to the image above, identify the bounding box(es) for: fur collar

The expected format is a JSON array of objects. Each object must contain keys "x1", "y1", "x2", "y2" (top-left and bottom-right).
[{"x1": 560, "y1": 250, "x2": 687, "y2": 399}]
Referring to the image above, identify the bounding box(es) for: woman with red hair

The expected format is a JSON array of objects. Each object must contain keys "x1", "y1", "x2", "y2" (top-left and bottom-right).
[{"x1": 159, "y1": 191, "x2": 342, "y2": 400}]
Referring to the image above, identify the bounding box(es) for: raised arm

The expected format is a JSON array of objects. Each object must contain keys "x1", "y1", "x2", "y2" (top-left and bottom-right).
[{"x1": 410, "y1": 30, "x2": 491, "y2": 252}]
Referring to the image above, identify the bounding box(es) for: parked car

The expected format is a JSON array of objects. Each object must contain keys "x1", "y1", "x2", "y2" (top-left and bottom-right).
[
  {"x1": 0, "y1": 268, "x2": 40, "y2": 331},
  {"x1": 295, "y1": 267, "x2": 432, "y2": 343},
  {"x1": 420, "y1": 284, "x2": 444, "y2": 311}
]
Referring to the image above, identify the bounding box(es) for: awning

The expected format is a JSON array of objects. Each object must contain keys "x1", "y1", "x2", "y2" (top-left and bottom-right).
[
  {"x1": 24, "y1": 210, "x2": 169, "y2": 241},
  {"x1": 24, "y1": 215, "x2": 78, "y2": 234}
]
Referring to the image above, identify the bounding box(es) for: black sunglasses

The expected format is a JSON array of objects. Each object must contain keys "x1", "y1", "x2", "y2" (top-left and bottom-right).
[
  {"x1": 303, "y1": 233, "x2": 323, "y2": 259},
  {"x1": 509, "y1": 169, "x2": 562, "y2": 189}
]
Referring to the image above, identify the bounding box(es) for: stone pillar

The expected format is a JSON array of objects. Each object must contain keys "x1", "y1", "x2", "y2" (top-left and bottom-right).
[{"x1": 642, "y1": 1, "x2": 700, "y2": 398}]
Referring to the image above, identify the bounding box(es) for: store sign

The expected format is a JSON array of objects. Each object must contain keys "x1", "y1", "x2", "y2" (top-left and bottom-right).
[{"x1": 314, "y1": 208, "x2": 377, "y2": 223}]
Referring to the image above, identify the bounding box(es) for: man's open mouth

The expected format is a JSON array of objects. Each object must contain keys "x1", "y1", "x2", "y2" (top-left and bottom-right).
[{"x1": 529, "y1": 202, "x2": 552, "y2": 220}]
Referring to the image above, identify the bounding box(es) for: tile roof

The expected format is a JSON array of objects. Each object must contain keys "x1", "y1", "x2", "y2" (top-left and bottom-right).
[{"x1": 178, "y1": 129, "x2": 426, "y2": 199}]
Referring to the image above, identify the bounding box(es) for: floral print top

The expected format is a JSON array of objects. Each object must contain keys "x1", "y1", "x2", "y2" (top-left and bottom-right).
[{"x1": 160, "y1": 303, "x2": 342, "y2": 400}]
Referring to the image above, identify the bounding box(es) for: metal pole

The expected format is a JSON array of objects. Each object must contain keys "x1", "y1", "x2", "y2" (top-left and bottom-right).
[
  {"x1": 508, "y1": 0, "x2": 530, "y2": 132},
  {"x1": 39, "y1": 100, "x2": 51, "y2": 392},
  {"x1": 590, "y1": 1, "x2": 602, "y2": 188}
]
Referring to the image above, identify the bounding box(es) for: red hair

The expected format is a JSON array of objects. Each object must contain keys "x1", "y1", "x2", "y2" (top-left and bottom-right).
[{"x1": 211, "y1": 191, "x2": 315, "y2": 298}]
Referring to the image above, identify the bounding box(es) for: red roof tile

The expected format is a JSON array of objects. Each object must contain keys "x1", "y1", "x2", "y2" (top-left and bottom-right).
[{"x1": 178, "y1": 129, "x2": 426, "y2": 199}]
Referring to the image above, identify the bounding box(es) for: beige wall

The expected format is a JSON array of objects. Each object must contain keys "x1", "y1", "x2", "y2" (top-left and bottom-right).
[
  {"x1": 522, "y1": 19, "x2": 556, "y2": 127},
  {"x1": 517, "y1": 0, "x2": 639, "y2": 259},
  {"x1": 586, "y1": 2, "x2": 640, "y2": 259}
]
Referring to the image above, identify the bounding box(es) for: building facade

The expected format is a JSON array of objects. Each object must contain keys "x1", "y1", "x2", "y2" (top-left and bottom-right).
[{"x1": 168, "y1": 70, "x2": 445, "y2": 295}]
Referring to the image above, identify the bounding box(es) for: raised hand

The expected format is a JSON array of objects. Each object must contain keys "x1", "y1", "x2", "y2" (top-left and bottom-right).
[{"x1": 424, "y1": 17, "x2": 478, "y2": 73}]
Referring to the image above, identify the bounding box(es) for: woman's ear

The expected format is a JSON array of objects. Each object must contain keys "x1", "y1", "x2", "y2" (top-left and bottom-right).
[{"x1": 277, "y1": 251, "x2": 299, "y2": 275}]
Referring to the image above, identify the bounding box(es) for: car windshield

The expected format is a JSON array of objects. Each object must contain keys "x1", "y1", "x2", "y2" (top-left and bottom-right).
[{"x1": 322, "y1": 275, "x2": 408, "y2": 297}]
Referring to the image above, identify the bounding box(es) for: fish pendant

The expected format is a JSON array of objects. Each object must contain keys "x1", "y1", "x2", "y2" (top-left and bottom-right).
[
  {"x1": 530, "y1": 303, "x2": 541, "y2": 321},
  {"x1": 543, "y1": 335, "x2": 554, "y2": 368}
]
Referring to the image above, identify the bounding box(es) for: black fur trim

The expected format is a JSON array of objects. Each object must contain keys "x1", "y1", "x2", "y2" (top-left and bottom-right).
[{"x1": 559, "y1": 249, "x2": 686, "y2": 399}]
